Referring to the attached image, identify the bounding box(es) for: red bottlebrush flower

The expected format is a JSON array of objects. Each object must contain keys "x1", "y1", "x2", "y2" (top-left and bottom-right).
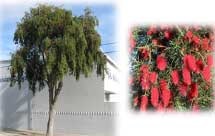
[
  {"x1": 147, "y1": 26, "x2": 157, "y2": 35},
  {"x1": 171, "y1": 70, "x2": 179, "y2": 85},
  {"x1": 187, "y1": 55, "x2": 197, "y2": 71},
  {"x1": 141, "y1": 78, "x2": 150, "y2": 90},
  {"x1": 196, "y1": 59, "x2": 204, "y2": 73},
  {"x1": 152, "y1": 39, "x2": 159, "y2": 45},
  {"x1": 140, "y1": 64, "x2": 149, "y2": 73},
  {"x1": 202, "y1": 66, "x2": 211, "y2": 82},
  {"x1": 159, "y1": 79, "x2": 168, "y2": 90},
  {"x1": 147, "y1": 30, "x2": 153, "y2": 35},
  {"x1": 183, "y1": 54, "x2": 197, "y2": 71},
  {"x1": 192, "y1": 35, "x2": 200, "y2": 45},
  {"x1": 164, "y1": 31, "x2": 171, "y2": 39},
  {"x1": 178, "y1": 82, "x2": 188, "y2": 96},
  {"x1": 208, "y1": 44, "x2": 214, "y2": 51},
  {"x1": 202, "y1": 38, "x2": 209, "y2": 50},
  {"x1": 130, "y1": 35, "x2": 136, "y2": 49},
  {"x1": 140, "y1": 48, "x2": 149, "y2": 60},
  {"x1": 188, "y1": 83, "x2": 198, "y2": 100},
  {"x1": 149, "y1": 72, "x2": 157, "y2": 83},
  {"x1": 133, "y1": 96, "x2": 139, "y2": 107},
  {"x1": 207, "y1": 54, "x2": 213, "y2": 67},
  {"x1": 140, "y1": 64, "x2": 151, "y2": 90},
  {"x1": 182, "y1": 67, "x2": 191, "y2": 85},
  {"x1": 140, "y1": 95, "x2": 148, "y2": 111},
  {"x1": 139, "y1": 64, "x2": 151, "y2": 90},
  {"x1": 151, "y1": 87, "x2": 159, "y2": 108},
  {"x1": 161, "y1": 88, "x2": 171, "y2": 108},
  {"x1": 159, "y1": 79, "x2": 171, "y2": 107},
  {"x1": 156, "y1": 55, "x2": 167, "y2": 71},
  {"x1": 185, "y1": 31, "x2": 193, "y2": 40}
]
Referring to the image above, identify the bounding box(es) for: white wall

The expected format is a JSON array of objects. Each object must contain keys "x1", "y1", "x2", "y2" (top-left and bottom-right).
[{"x1": 0, "y1": 60, "x2": 117, "y2": 136}]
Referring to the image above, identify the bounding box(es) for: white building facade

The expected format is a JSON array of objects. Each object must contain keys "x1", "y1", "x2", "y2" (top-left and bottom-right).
[{"x1": 0, "y1": 57, "x2": 118, "y2": 136}]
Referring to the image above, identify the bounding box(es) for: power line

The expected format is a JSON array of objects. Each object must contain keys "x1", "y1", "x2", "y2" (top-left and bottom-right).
[
  {"x1": 103, "y1": 50, "x2": 119, "y2": 54},
  {"x1": 101, "y1": 42, "x2": 117, "y2": 46}
]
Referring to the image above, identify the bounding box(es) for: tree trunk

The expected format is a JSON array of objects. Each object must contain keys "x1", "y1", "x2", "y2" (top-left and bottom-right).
[
  {"x1": 46, "y1": 103, "x2": 55, "y2": 136},
  {"x1": 46, "y1": 82, "x2": 62, "y2": 136}
]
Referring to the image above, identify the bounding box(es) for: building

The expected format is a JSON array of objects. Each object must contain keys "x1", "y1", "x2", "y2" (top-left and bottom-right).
[{"x1": 0, "y1": 56, "x2": 119, "y2": 136}]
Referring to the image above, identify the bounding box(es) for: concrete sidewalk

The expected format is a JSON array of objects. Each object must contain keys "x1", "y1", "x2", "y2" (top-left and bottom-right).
[{"x1": 0, "y1": 129, "x2": 88, "y2": 136}]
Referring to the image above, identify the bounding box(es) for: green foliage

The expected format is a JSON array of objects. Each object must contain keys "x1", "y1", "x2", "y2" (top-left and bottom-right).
[{"x1": 11, "y1": 4, "x2": 106, "y2": 94}]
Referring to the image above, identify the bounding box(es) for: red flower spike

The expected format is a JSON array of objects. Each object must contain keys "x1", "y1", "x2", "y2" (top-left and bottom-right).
[
  {"x1": 185, "y1": 31, "x2": 193, "y2": 40},
  {"x1": 159, "y1": 79, "x2": 168, "y2": 90},
  {"x1": 202, "y1": 66, "x2": 211, "y2": 82},
  {"x1": 188, "y1": 83, "x2": 198, "y2": 100},
  {"x1": 192, "y1": 35, "x2": 200, "y2": 45},
  {"x1": 164, "y1": 31, "x2": 171, "y2": 39},
  {"x1": 130, "y1": 35, "x2": 136, "y2": 49},
  {"x1": 196, "y1": 59, "x2": 204, "y2": 73},
  {"x1": 140, "y1": 64, "x2": 149, "y2": 73},
  {"x1": 207, "y1": 55, "x2": 213, "y2": 67},
  {"x1": 156, "y1": 55, "x2": 167, "y2": 71},
  {"x1": 141, "y1": 78, "x2": 150, "y2": 90},
  {"x1": 178, "y1": 82, "x2": 188, "y2": 97},
  {"x1": 140, "y1": 96, "x2": 148, "y2": 111},
  {"x1": 161, "y1": 88, "x2": 171, "y2": 108},
  {"x1": 183, "y1": 54, "x2": 197, "y2": 71},
  {"x1": 182, "y1": 67, "x2": 191, "y2": 85},
  {"x1": 140, "y1": 64, "x2": 151, "y2": 90},
  {"x1": 171, "y1": 70, "x2": 179, "y2": 85},
  {"x1": 187, "y1": 55, "x2": 197, "y2": 71},
  {"x1": 149, "y1": 72, "x2": 158, "y2": 83},
  {"x1": 202, "y1": 38, "x2": 210, "y2": 51},
  {"x1": 147, "y1": 30, "x2": 152, "y2": 35},
  {"x1": 151, "y1": 87, "x2": 159, "y2": 108},
  {"x1": 147, "y1": 26, "x2": 157, "y2": 36},
  {"x1": 159, "y1": 79, "x2": 171, "y2": 108}
]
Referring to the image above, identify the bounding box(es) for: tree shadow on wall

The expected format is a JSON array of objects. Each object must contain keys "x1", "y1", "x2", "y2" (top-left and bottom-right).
[{"x1": 0, "y1": 81, "x2": 33, "y2": 130}]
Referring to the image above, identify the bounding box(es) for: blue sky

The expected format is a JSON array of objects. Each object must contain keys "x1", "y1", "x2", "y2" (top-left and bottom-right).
[{"x1": 0, "y1": 3, "x2": 117, "y2": 62}]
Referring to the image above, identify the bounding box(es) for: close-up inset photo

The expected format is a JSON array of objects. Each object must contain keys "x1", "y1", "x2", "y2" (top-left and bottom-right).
[{"x1": 129, "y1": 25, "x2": 214, "y2": 112}]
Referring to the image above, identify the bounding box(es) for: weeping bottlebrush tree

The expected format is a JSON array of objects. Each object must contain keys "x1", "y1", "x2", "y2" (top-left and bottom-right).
[
  {"x1": 129, "y1": 25, "x2": 214, "y2": 112},
  {"x1": 10, "y1": 4, "x2": 106, "y2": 136}
]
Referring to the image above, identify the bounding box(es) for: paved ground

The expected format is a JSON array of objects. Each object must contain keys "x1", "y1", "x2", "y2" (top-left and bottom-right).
[{"x1": 0, "y1": 129, "x2": 88, "y2": 136}]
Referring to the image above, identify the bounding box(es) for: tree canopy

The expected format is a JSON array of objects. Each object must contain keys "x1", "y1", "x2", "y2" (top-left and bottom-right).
[{"x1": 10, "y1": 4, "x2": 106, "y2": 94}]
